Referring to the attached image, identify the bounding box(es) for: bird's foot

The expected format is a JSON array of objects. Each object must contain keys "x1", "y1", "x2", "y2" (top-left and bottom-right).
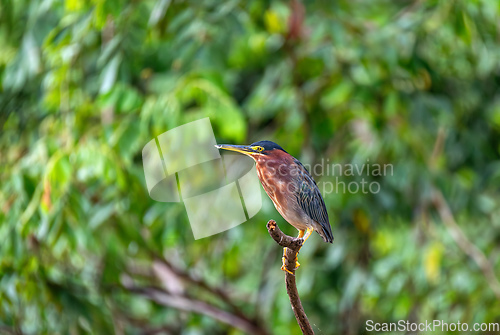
[
  {"x1": 281, "y1": 247, "x2": 300, "y2": 274},
  {"x1": 280, "y1": 258, "x2": 300, "y2": 273},
  {"x1": 281, "y1": 262, "x2": 295, "y2": 275}
]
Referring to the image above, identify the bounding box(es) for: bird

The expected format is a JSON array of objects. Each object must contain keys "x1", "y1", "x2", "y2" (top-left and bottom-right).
[{"x1": 216, "y1": 140, "x2": 333, "y2": 273}]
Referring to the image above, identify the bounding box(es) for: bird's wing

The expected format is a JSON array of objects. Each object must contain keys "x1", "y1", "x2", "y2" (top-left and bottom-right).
[{"x1": 293, "y1": 159, "x2": 334, "y2": 242}]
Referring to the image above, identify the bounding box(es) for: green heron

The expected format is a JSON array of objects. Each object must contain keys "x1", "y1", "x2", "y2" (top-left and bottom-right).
[{"x1": 216, "y1": 141, "x2": 333, "y2": 273}]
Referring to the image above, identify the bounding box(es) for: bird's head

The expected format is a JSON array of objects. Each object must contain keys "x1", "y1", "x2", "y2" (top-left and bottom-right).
[{"x1": 215, "y1": 140, "x2": 287, "y2": 160}]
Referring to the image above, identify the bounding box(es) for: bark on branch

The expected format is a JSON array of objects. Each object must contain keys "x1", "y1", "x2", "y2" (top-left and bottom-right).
[{"x1": 266, "y1": 220, "x2": 314, "y2": 335}]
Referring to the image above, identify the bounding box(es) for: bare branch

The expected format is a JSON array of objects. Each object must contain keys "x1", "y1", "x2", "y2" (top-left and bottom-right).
[
  {"x1": 125, "y1": 285, "x2": 268, "y2": 335},
  {"x1": 152, "y1": 256, "x2": 248, "y2": 318},
  {"x1": 266, "y1": 220, "x2": 314, "y2": 335},
  {"x1": 123, "y1": 253, "x2": 269, "y2": 334},
  {"x1": 432, "y1": 189, "x2": 500, "y2": 299},
  {"x1": 0, "y1": 326, "x2": 20, "y2": 335}
]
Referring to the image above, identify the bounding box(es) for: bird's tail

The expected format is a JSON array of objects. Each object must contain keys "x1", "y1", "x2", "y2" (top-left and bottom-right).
[{"x1": 315, "y1": 222, "x2": 334, "y2": 243}]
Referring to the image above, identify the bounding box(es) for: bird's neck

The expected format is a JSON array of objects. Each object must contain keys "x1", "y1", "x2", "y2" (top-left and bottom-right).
[{"x1": 254, "y1": 151, "x2": 295, "y2": 176}]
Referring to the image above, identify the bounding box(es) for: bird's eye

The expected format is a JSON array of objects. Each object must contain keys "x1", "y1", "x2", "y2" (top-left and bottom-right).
[{"x1": 252, "y1": 146, "x2": 264, "y2": 152}]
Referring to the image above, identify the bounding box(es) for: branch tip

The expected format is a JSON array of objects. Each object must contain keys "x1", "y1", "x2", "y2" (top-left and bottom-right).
[{"x1": 267, "y1": 220, "x2": 276, "y2": 231}]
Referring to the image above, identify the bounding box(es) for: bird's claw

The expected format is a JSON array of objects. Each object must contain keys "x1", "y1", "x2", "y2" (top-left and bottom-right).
[
  {"x1": 281, "y1": 264, "x2": 294, "y2": 274},
  {"x1": 281, "y1": 255, "x2": 300, "y2": 274}
]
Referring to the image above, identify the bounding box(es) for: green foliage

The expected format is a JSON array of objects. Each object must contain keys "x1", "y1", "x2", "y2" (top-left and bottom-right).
[{"x1": 2, "y1": 0, "x2": 500, "y2": 334}]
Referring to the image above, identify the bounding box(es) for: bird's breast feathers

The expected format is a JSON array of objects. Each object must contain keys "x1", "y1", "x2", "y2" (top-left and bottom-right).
[{"x1": 255, "y1": 155, "x2": 311, "y2": 230}]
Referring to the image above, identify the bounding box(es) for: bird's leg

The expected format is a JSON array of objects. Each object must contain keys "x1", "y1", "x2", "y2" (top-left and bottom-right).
[
  {"x1": 295, "y1": 227, "x2": 314, "y2": 269},
  {"x1": 281, "y1": 247, "x2": 294, "y2": 274},
  {"x1": 294, "y1": 230, "x2": 305, "y2": 269},
  {"x1": 301, "y1": 227, "x2": 313, "y2": 244},
  {"x1": 281, "y1": 230, "x2": 306, "y2": 273}
]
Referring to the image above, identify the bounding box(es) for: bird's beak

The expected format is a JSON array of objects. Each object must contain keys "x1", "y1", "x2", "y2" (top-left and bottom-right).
[{"x1": 215, "y1": 144, "x2": 258, "y2": 156}]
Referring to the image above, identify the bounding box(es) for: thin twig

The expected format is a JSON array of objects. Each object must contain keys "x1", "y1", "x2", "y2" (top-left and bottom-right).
[
  {"x1": 0, "y1": 326, "x2": 21, "y2": 335},
  {"x1": 125, "y1": 285, "x2": 268, "y2": 335},
  {"x1": 266, "y1": 220, "x2": 314, "y2": 335},
  {"x1": 152, "y1": 256, "x2": 248, "y2": 318},
  {"x1": 124, "y1": 252, "x2": 269, "y2": 334},
  {"x1": 428, "y1": 128, "x2": 500, "y2": 299},
  {"x1": 432, "y1": 189, "x2": 500, "y2": 299}
]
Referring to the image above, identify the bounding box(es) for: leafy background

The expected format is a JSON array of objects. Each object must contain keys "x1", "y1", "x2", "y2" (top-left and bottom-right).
[{"x1": 1, "y1": 0, "x2": 500, "y2": 334}]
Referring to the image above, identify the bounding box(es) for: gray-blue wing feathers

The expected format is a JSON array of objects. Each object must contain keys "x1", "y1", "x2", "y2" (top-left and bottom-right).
[{"x1": 293, "y1": 159, "x2": 334, "y2": 243}]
